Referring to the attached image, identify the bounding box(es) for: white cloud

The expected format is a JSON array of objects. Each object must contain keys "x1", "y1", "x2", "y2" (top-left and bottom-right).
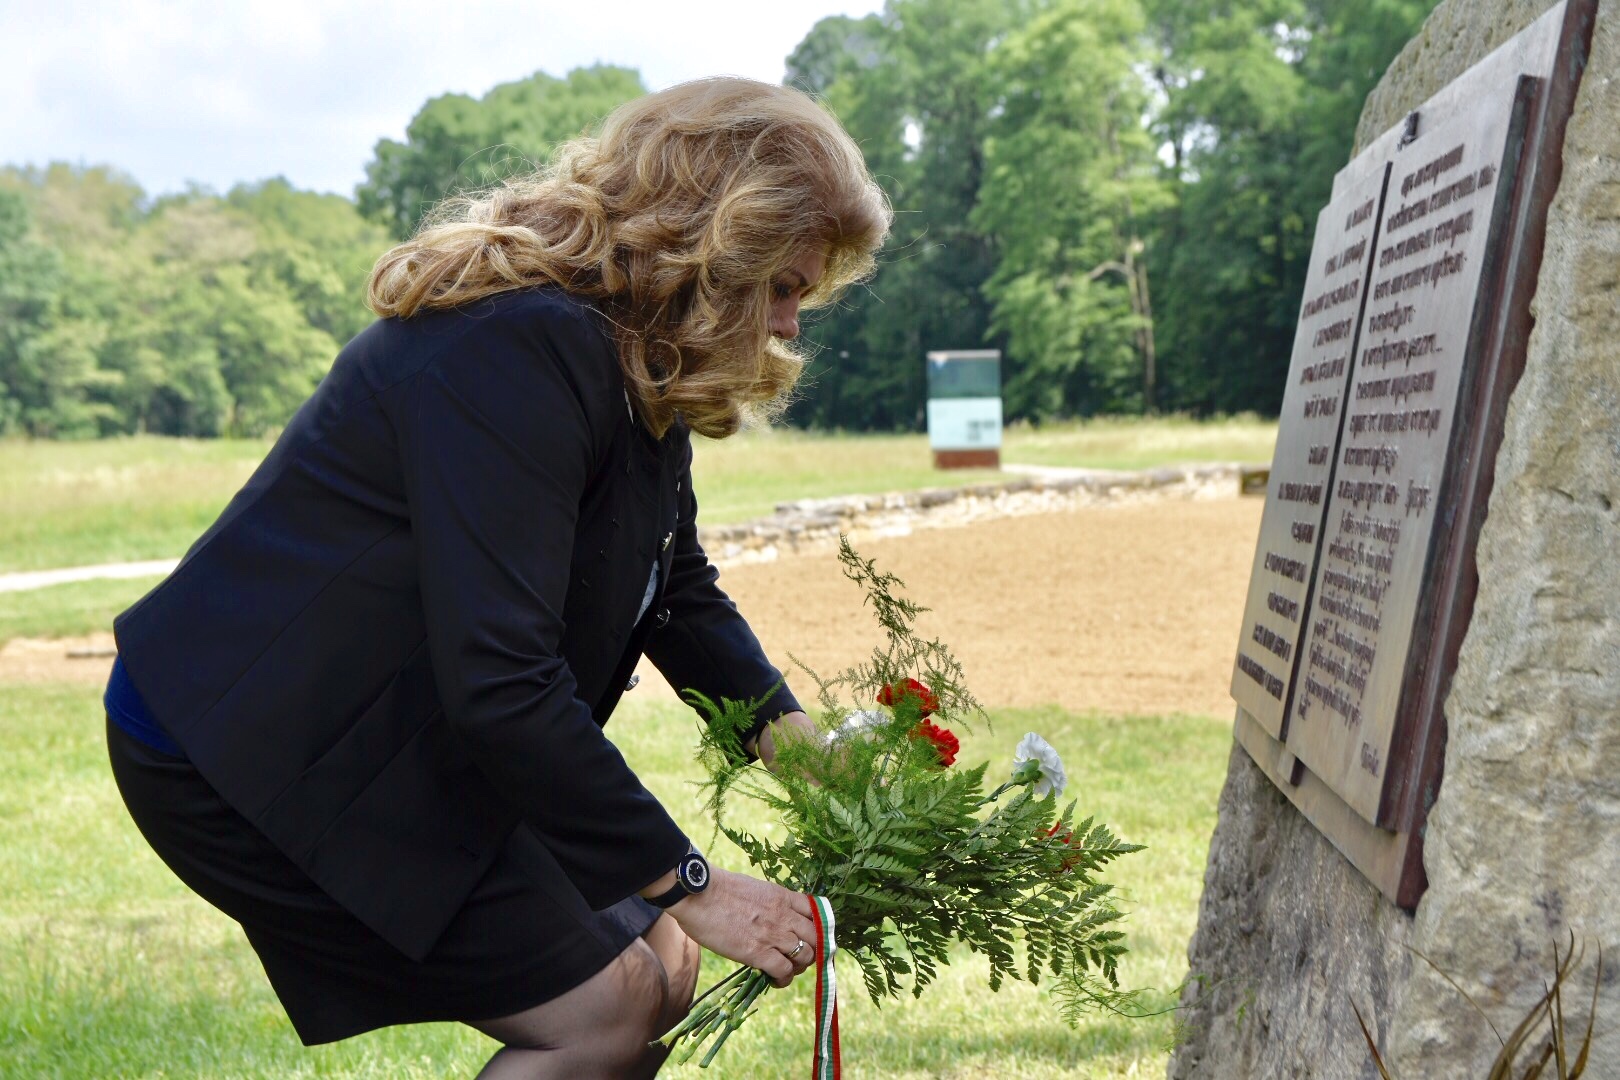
[{"x1": 0, "y1": 0, "x2": 884, "y2": 197}]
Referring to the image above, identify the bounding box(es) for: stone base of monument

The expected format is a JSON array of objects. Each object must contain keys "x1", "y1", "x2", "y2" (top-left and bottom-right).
[
  {"x1": 932, "y1": 448, "x2": 1000, "y2": 470},
  {"x1": 1176, "y1": 0, "x2": 1618, "y2": 1075}
]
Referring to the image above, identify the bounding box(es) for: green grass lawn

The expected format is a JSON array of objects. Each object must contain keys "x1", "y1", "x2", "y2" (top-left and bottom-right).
[
  {"x1": 0, "y1": 417, "x2": 1275, "y2": 576},
  {"x1": 0, "y1": 684, "x2": 1230, "y2": 1078},
  {"x1": 0, "y1": 576, "x2": 165, "y2": 646},
  {"x1": 0, "y1": 437, "x2": 271, "y2": 575},
  {"x1": 1000, "y1": 414, "x2": 1276, "y2": 472}
]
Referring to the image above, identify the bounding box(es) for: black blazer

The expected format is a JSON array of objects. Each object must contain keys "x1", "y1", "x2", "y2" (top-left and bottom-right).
[{"x1": 113, "y1": 287, "x2": 800, "y2": 961}]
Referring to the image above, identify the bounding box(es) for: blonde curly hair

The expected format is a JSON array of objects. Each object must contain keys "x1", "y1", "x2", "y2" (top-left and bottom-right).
[{"x1": 368, "y1": 77, "x2": 891, "y2": 438}]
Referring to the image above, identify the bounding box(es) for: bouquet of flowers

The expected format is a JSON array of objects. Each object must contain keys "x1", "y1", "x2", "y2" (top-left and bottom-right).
[{"x1": 659, "y1": 539, "x2": 1143, "y2": 1068}]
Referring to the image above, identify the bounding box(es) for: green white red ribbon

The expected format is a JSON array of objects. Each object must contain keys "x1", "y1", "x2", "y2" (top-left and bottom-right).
[{"x1": 808, "y1": 894, "x2": 840, "y2": 1079}]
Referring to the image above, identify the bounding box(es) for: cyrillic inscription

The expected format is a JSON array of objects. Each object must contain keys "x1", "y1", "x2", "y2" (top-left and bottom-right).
[
  {"x1": 1286, "y1": 106, "x2": 1517, "y2": 825},
  {"x1": 1230, "y1": 165, "x2": 1387, "y2": 737}
]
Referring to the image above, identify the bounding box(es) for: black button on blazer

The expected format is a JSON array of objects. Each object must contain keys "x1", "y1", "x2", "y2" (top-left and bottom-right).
[{"x1": 114, "y1": 286, "x2": 800, "y2": 961}]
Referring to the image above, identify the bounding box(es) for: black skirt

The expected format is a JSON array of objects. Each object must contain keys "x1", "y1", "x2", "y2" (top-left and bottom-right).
[{"x1": 106, "y1": 714, "x2": 661, "y2": 1045}]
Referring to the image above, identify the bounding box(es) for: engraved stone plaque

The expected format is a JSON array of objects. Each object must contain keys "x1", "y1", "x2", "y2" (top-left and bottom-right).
[
  {"x1": 1229, "y1": 0, "x2": 1595, "y2": 907},
  {"x1": 1288, "y1": 91, "x2": 1531, "y2": 827},
  {"x1": 1230, "y1": 168, "x2": 1384, "y2": 738}
]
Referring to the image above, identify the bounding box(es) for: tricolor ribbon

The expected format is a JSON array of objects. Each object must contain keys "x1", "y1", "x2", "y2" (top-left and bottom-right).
[{"x1": 808, "y1": 894, "x2": 840, "y2": 1080}]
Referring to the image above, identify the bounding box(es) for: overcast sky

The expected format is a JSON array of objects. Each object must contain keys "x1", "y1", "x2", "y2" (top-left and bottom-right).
[{"x1": 1, "y1": 0, "x2": 884, "y2": 199}]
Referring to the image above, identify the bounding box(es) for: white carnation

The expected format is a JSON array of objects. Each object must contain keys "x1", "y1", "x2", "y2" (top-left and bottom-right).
[
  {"x1": 1012, "y1": 732, "x2": 1067, "y2": 798},
  {"x1": 831, "y1": 710, "x2": 887, "y2": 742}
]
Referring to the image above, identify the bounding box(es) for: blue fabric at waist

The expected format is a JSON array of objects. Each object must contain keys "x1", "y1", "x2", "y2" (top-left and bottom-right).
[{"x1": 106, "y1": 655, "x2": 184, "y2": 757}]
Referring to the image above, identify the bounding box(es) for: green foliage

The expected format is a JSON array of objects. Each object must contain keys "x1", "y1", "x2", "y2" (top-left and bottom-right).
[
  {"x1": 0, "y1": 66, "x2": 644, "y2": 443},
  {"x1": 974, "y1": 0, "x2": 1171, "y2": 416},
  {"x1": 0, "y1": 164, "x2": 387, "y2": 437},
  {"x1": 1144, "y1": 0, "x2": 1441, "y2": 413},
  {"x1": 788, "y1": 0, "x2": 1014, "y2": 433},
  {"x1": 0, "y1": 0, "x2": 1442, "y2": 439},
  {"x1": 226, "y1": 178, "x2": 391, "y2": 345},
  {"x1": 663, "y1": 539, "x2": 1144, "y2": 1066},
  {"x1": 789, "y1": 0, "x2": 1438, "y2": 428},
  {"x1": 0, "y1": 188, "x2": 111, "y2": 438},
  {"x1": 356, "y1": 64, "x2": 646, "y2": 240},
  {"x1": 785, "y1": 14, "x2": 886, "y2": 97}
]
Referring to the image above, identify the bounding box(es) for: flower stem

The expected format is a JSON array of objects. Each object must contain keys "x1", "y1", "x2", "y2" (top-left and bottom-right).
[
  {"x1": 670, "y1": 1004, "x2": 730, "y2": 1065},
  {"x1": 699, "y1": 972, "x2": 773, "y2": 1068},
  {"x1": 658, "y1": 964, "x2": 752, "y2": 1046},
  {"x1": 687, "y1": 964, "x2": 751, "y2": 1013},
  {"x1": 663, "y1": 966, "x2": 777, "y2": 1066}
]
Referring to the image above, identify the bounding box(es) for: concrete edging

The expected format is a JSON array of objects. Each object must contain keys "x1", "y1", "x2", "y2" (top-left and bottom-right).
[
  {"x1": 0, "y1": 463, "x2": 1256, "y2": 592},
  {"x1": 698, "y1": 463, "x2": 1250, "y2": 566}
]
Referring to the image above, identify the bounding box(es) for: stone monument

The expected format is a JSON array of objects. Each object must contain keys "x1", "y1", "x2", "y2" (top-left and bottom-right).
[{"x1": 1174, "y1": 0, "x2": 1618, "y2": 1075}]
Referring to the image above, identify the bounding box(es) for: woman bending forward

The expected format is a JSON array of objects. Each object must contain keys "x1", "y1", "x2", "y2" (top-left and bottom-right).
[{"x1": 105, "y1": 77, "x2": 890, "y2": 1078}]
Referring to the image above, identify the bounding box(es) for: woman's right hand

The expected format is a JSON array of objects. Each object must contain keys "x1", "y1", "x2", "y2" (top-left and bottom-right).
[{"x1": 662, "y1": 868, "x2": 819, "y2": 988}]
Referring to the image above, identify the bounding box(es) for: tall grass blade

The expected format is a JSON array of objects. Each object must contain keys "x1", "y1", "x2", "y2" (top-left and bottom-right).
[
  {"x1": 1487, "y1": 988, "x2": 1550, "y2": 1080},
  {"x1": 1517, "y1": 1042, "x2": 1552, "y2": 1079},
  {"x1": 1568, "y1": 943, "x2": 1600, "y2": 1078},
  {"x1": 1550, "y1": 935, "x2": 1569, "y2": 1077},
  {"x1": 1486, "y1": 935, "x2": 1580, "y2": 1080},
  {"x1": 1352, "y1": 999, "x2": 1395, "y2": 1080},
  {"x1": 1365, "y1": 936, "x2": 1603, "y2": 1080},
  {"x1": 1409, "y1": 944, "x2": 1503, "y2": 1046}
]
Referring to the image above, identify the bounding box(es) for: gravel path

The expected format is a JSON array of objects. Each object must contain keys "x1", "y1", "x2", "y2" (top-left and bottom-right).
[
  {"x1": 5, "y1": 496, "x2": 1264, "y2": 722},
  {"x1": 634, "y1": 495, "x2": 1261, "y2": 719},
  {"x1": 0, "y1": 558, "x2": 181, "y2": 594}
]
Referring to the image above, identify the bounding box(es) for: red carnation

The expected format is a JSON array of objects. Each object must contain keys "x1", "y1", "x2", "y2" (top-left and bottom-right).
[
  {"x1": 1044, "y1": 821, "x2": 1083, "y2": 872},
  {"x1": 878, "y1": 677, "x2": 939, "y2": 717},
  {"x1": 909, "y1": 720, "x2": 959, "y2": 768}
]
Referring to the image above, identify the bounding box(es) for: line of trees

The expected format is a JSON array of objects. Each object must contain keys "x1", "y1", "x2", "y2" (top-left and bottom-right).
[
  {"x1": 0, "y1": 0, "x2": 1436, "y2": 439},
  {"x1": 0, "y1": 169, "x2": 388, "y2": 437},
  {"x1": 783, "y1": 0, "x2": 1438, "y2": 427}
]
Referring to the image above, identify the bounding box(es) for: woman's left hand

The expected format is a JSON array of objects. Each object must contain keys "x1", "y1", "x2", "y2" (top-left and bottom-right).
[
  {"x1": 752, "y1": 710, "x2": 859, "y2": 787},
  {"x1": 749, "y1": 711, "x2": 821, "y2": 771}
]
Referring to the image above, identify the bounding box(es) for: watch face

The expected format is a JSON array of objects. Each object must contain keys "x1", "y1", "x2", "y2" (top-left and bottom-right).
[{"x1": 678, "y1": 851, "x2": 710, "y2": 893}]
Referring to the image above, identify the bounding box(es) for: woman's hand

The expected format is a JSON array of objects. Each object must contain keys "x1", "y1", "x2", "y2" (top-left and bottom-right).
[
  {"x1": 662, "y1": 868, "x2": 819, "y2": 987},
  {"x1": 752, "y1": 711, "x2": 865, "y2": 787},
  {"x1": 749, "y1": 710, "x2": 822, "y2": 771}
]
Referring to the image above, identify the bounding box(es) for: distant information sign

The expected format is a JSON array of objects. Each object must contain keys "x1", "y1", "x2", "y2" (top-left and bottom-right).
[{"x1": 926, "y1": 351, "x2": 1002, "y2": 459}]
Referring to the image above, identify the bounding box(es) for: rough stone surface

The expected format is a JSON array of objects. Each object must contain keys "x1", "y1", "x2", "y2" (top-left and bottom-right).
[
  {"x1": 1354, "y1": 1, "x2": 1580, "y2": 152},
  {"x1": 1170, "y1": 745, "x2": 1414, "y2": 1079},
  {"x1": 1388, "y1": 1, "x2": 1620, "y2": 1069},
  {"x1": 1175, "y1": 1, "x2": 1620, "y2": 1076}
]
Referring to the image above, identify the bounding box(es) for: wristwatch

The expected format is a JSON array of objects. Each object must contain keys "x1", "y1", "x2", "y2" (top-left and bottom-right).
[{"x1": 646, "y1": 847, "x2": 711, "y2": 909}]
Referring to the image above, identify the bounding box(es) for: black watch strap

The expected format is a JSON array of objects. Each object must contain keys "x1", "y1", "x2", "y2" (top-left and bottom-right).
[{"x1": 646, "y1": 848, "x2": 710, "y2": 909}]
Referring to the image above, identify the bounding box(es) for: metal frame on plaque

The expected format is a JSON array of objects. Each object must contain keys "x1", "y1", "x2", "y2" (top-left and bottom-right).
[{"x1": 1229, "y1": 0, "x2": 1596, "y2": 908}]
